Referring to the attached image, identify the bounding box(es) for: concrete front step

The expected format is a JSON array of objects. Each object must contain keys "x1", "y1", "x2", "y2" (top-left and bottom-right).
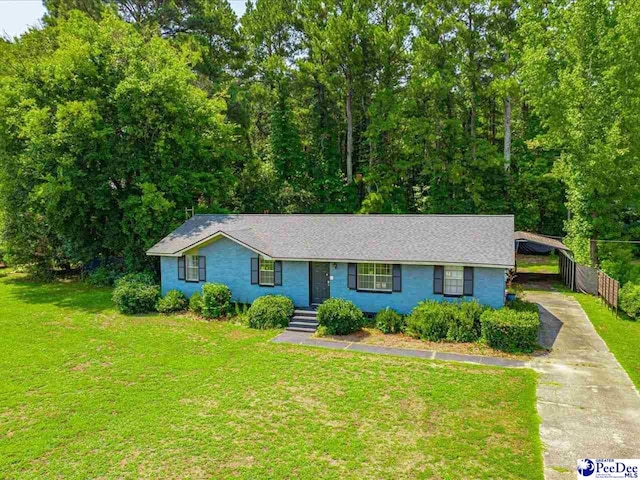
[
  {"x1": 291, "y1": 315, "x2": 318, "y2": 323},
  {"x1": 286, "y1": 326, "x2": 317, "y2": 333},
  {"x1": 287, "y1": 309, "x2": 319, "y2": 332}
]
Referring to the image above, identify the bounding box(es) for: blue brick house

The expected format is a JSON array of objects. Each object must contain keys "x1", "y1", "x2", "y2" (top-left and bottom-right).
[{"x1": 147, "y1": 214, "x2": 514, "y2": 314}]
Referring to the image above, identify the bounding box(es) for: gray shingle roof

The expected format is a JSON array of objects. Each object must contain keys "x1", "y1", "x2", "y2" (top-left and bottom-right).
[{"x1": 147, "y1": 214, "x2": 515, "y2": 267}]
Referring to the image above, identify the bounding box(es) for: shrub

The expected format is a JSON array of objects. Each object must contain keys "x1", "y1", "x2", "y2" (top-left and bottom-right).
[
  {"x1": 507, "y1": 298, "x2": 539, "y2": 313},
  {"x1": 189, "y1": 291, "x2": 204, "y2": 314},
  {"x1": 156, "y1": 289, "x2": 188, "y2": 313},
  {"x1": 375, "y1": 307, "x2": 404, "y2": 334},
  {"x1": 115, "y1": 272, "x2": 156, "y2": 287},
  {"x1": 317, "y1": 298, "x2": 364, "y2": 335},
  {"x1": 447, "y1": 301, "x2": 485, "y2": 342},
  {"x1": 405, "y1": 300, "x2": 451, "y2": 341},
  {"x1": 112, "y1": 279, "x2": 160, "y2": 314},
  {"x1": 247, "y1": 295, "x2": 294, "y2": 329},
  {"x1": 201, "y1": 283, "x2": 232, "y2": 319},
  {"x1": 619, "y1": 282, "x2": 640, "y2": 319},
  {"x1": 85, "y1": 266, "x2": 124, "y2": 287},
  {"x1": 480, "y1": 308, "x2": 540, "y2": 352}
]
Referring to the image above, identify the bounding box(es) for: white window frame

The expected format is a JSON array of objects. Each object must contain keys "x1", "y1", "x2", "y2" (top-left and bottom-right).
[
  {"x1": 186, "y1": 255, "x2": 200, "y2": 282},
  {"x1": 357, "y1": 263, "x2": 392, "y2": 292},
  {"x1": 259, "y1": 256, "x2": 275, "y2": 286},
  {"x1": 444, "y1": 265, "x2": 464, "y2": 296}
]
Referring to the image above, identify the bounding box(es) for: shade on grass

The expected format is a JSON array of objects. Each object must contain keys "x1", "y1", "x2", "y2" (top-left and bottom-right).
[{"x1": 0, "y1": 275, "x2": 543, "y2": 479}]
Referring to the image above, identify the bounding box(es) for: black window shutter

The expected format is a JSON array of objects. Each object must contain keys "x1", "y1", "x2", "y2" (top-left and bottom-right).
[
  {"x1": 392, "y1": 264, "x2": 402, "y2": 292},
  {"x1": 463, "y1": 267, "x2": 474, "y2": 296},
  {"x1": 198, "y1": 256, "x2": 206, "y2": 282},
  {"x1": 274, "y1": 261, "x2": 282, "y2": 286},
  {"x1": 178, "y1": 257, "x2": 185, "y2": 281},
  {"x1": 251, "y1": 257, "x2": 259, "y2": 284},
  {"x1": 433, "y1": 265, "x2": 444, "y2": 294},
  {"x1": 348, "y1": 263, "x2": 357, "y2": 290}
]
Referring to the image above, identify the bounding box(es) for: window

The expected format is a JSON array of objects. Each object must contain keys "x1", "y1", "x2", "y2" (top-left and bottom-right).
[
  {"x1": 444, "y1": 266, "x2": 464, "y2": 295},
  {"x1": 259, "y1": 257, "x2": 274, "y2": 286},
  {"x1": 186, "y1": 255, "x2": 200, "y2": 282},
  {"x1": 357, "y1": 263, "x2": 392, "y2": 291}
]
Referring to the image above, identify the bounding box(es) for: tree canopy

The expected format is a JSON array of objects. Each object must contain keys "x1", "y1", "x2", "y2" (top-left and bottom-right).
[{"x1": 0, "y1": 0, "x2": 639, "y2": 279}]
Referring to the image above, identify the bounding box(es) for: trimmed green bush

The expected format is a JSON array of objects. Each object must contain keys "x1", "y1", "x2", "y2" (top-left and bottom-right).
[
  {"x1": 619, "y1": 282, "x2": 640, "y2": 319},
  {"x1": 201, "y1": 283, "x2": 232, "y2": 319},
  {"x1": 447, "y1": 300, "x2": 485, "y2": 342},
  {"x1": 156, "y1": 289, "x2": 188, "y2": 313},
  {"x1": 189, "y1": 291, "x2": 204, "y2": 314},
  {"x1": 480, "y1": 308, "x2": 540, "y2": 352},
  {"x1": 375, "y1": 307, "x2": 404, "y2": 334},
  {"x1": 247, "y1": 295, "x2": 294, "y2": 329},
  {"x1": 112, "y1": 274, "x2": 160, "y2": 314},
  {"x1": 317, "y1": 298, "x2": 364, "y2": 335},
  {"x1": 405, "y1": 300, "x2": 451, "y2": 341}
]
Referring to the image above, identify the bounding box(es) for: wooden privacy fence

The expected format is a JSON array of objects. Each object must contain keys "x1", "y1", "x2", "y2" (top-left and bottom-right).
[
  {"x1": 559, "y1": 250, "x2": 620, "y2": 315},
  {"x1": 598, "y1": 271, "x2": 620, "y2": 315}
]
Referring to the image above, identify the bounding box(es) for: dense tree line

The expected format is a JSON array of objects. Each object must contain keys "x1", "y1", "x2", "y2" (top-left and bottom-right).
[{"x1": 0, "y1": 0, "x2": 638, "y2": 279}]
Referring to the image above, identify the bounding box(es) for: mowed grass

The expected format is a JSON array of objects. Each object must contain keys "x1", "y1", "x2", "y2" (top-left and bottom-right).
[
  {"x1": 516, "y1": 254, "x2": 559, "y2": 274},
  {"x1": 567, "y1": 291, "x2": 640, "y2": 389},
  {"x1": 0, "y1": 275, "x2": 543, "y2": 479}
]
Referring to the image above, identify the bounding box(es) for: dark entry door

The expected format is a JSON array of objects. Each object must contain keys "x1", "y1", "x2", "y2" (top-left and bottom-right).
[{"x1": 310, "y1": 262, "x2": 330, "y2": 305}]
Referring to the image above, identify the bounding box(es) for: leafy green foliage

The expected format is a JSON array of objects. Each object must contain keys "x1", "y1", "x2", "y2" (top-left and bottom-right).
[
  {"x1": 375, "y1": 307, "x2": 404, "y2": 334},
  {"x1": 156, "y1": 289, "x2": 188, "y2": 313},
  {"x1": 317, "y1": 298, "x2": 364, "y2": 335},
  {"x1": 619, "y1": 283, "x2": 640, "y2": 319},
  {"x1": 201, "y1": 283, "x2": 232, "y2": 319},
  {"x1": 480, "y1": 309, "x2": 540, "y2": 353},
  {"x1": 405, "y1": 300, "x2": 484, "y2": 342},
  {"x1": 189, "y1": 291, "x2": 204, "y2": 315},
  {"x1": 247, "y1": 295, "x2": 294, "y2": 329},
  {"x1": 112, "y1": 274, "x2": 160, "y2": 314},
  {"x1": 448, "y1": 301, "x2": 485, "y2": 343},
  {"x1": 0, "y1": 11, "x2": 238, "y2": 273},
  {"x1": 405, "y1": 301, "x2": 450, "y2": 341}
]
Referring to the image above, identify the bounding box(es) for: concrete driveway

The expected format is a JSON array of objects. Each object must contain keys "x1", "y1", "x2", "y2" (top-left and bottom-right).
[{"x1": 526, "y1": 291, "x2": 640, "y2": 479}]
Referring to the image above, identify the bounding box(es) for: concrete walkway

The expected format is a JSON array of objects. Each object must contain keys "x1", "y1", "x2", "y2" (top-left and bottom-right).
[
  {"x1": 527, "y1": 291, "x2": 640, "y2": 479},
  {"x1": 272, "y1": 330, "x2": 527, "y2": 367}
]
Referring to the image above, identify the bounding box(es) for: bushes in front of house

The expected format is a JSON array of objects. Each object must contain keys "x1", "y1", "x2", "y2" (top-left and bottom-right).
[
  {"x1": 189, "y1": 291, "x2": 204, "y2": 315},
  {"x1": 619, "y1": 282, "x2": 640, "y2": 319},
  {"x1": 405, "y1": 300, "x2": 484, "y2": 342},
  {"x1": 201, "y1": 283, "x2": 232, "y2": 319},
  {"x1": 375, "y1": 307, "x2": 404, "y2": 334},
  {"x1": 480, "y1": 308, "x2": 540, "y2": 353},
  {"x1": 247, "y1": 295, "x2": 294, "y2": 329},
  {"x1": 156, "y1": 289, "x2": 188, "y2": 313},
  {"x1": 317, "y1": 298, "x2": 364, "y2": 335},
  {"x1": 448, "y1": 300, "x2": 485, "y2": 342},
  {"x1": 112, "y1": 273, "x2": 160, "y2": 314}
]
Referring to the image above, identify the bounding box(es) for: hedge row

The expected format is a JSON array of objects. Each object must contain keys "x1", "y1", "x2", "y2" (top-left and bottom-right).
[
  {"x1": 480, "y1": 308, "x2": 539, "y2": 352},
  {"x1": 405, "y1": 300, "x2": 485, "y2": 342}
]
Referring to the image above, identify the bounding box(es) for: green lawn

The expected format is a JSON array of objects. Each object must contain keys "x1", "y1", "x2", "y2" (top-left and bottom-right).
[
  {"x1": 567, "y1": 291, "x2": 640, "y2": 389},
  {"x1": 516, "y1": 254, "x2": 559, "y2": 274},
  {"x1": 0, "y1": 275, "x2": 542, "y2": 479}
]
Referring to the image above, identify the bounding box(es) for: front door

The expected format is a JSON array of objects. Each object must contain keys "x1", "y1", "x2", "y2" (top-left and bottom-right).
[{"x1": 310, "y1": 262, "x2": 330, "y2": 305}]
